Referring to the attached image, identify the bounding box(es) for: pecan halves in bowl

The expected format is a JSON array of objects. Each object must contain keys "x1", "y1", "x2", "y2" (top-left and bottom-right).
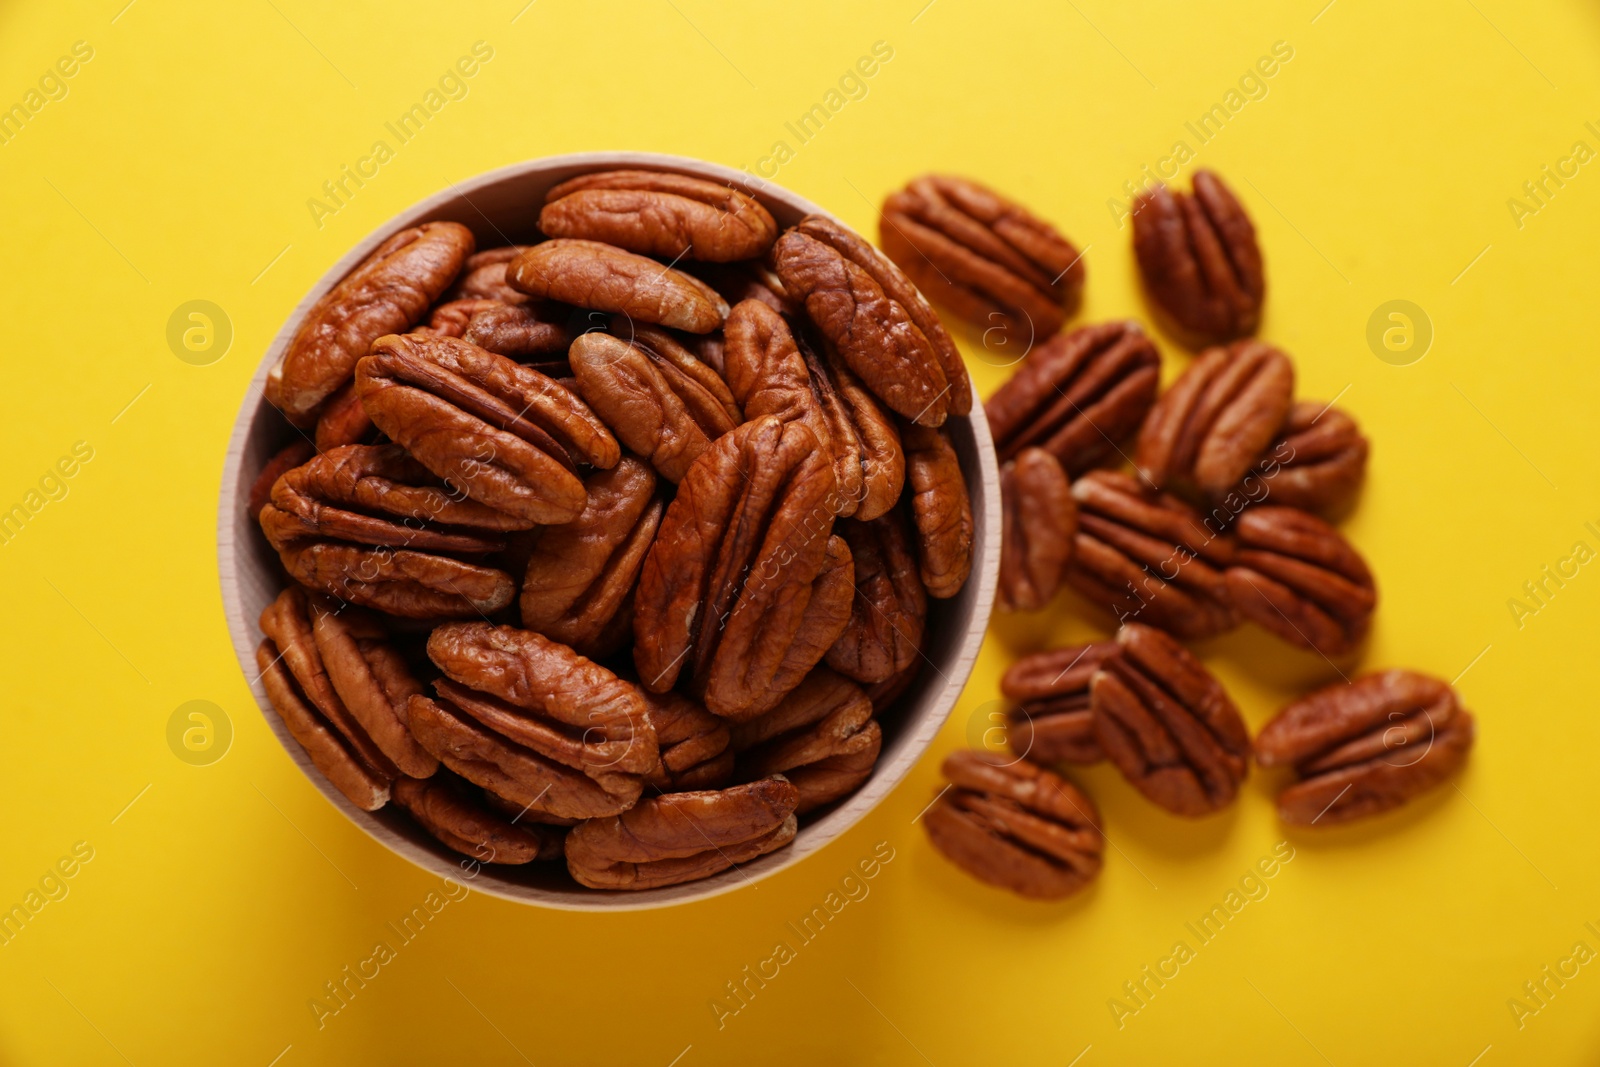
[
  {"x1": 1237, "y1": 400, "x2": 1368, "y2": 517},
  {"x1": 266, "y1": 221, "x2": 474, "y2": 424},
  {"x1": 1256, "y1": 670, "x2": 1475, "y2": 825},
  {"x1": 1132, "y1": 169, "x2": 1264, "y2": 346},
  {"x1": 358, "y1": 332, "x2": 620, "y2": 525},
  {"x1": 998, "y1": 447, "x2": 1075, "y2": 613},
  {"x1": 984, "y1": 321, "x2": 1161, "y2": 475},
  {"x1": 1135, "y1": 339, "x2": 1294, "y2": 498},
  {"x1": 1091, "y1": 623, "x2": 1252, "y2": 816},
  {"x1": 825, "y1": 513, "x2": 926, "y2": 684},
  {"x1": 443, "y1": 246, "x2": 533, "y2": 305},
  {"x1": 507, "y1": 238, "x2": 729, "y2": 333},
  {"x1": 1000, "y1": 641, "x2": 1119, "y2": 765},
  {"x1": 539, "y1": 169, "x2": 778, "y2": 262},
  {"x1": 903, "y1": 423, "x2": 974, "y2": 600},
  {"x1": 1226, "y1": 506, "x2": 1376, "y2": 657},
  {"x1": 731, "y1": 668, "x2": 882, "y2": 814},
  {"x1": 392, "y1": 774, "x2": 564, "y2": 864},
  {"x1": 923, "y1": 750, "x2": 1103, "y2": 899},
  {"x1": 642, "y1": 690, "x2": 734, "y2": 792},
  {"x1": 460, "y1": 300, "x2": 572, "y2": 363},
  {"x1": 565, "y1": 776, "x2": 800, "y2": 890},
  {"x1": 880, "y1": 174, "x2": 1084, "y2": 347}
]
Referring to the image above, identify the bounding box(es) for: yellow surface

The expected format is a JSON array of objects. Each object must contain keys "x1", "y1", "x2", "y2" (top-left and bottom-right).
[{"x1": 2, "y1": 0, "x2": 1597, "y2": 1063}]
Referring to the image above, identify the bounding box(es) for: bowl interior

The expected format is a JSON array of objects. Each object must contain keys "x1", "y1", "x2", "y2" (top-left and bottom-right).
[{"x1": 218, "y1": 152, "x2": 1000, "y2": 910}]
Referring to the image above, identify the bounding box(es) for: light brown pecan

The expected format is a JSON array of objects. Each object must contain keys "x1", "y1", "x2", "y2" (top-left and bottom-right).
[
  {"x1": 641, "y1": 690, "x2": 734, "y2": 792},
  {"x1": 313, "y1": 381, "x2": 374, "y2": 452},
  {"x1": 1226, "y1": 506, "x2": 1376, "y2": 657},
  {"x1": 1136, "y1": 339, "x2": 1294, "y2": 498},
  {"x1": 424, "y1": 298, "x2": 502, "y2": 337},
  {"x1": 923, "y1": 750, "x2": 1103, "y2": 899},
  {"x1": 278, "y1": 543, "x2": 515, "y2": 620},
  {"x1": 731, "y1": 668, "x2": 880, "y2": 814},
  {"x1": 880, "y1": 174, "x2": 1084, "y2": 348},
  {"x1": 409, "y1": 623, "x2": 658, "y2": 820},
  {"x1": 310, "y1": 601, "x2": 437, "y2": 778},
  {"x1": 902, "y1": 423, "x2": 974, "y2": 600},
  {"x1": 684, "y1": 260, "x2": 796, "y2": 318},
  {"x1": 985, "y1": 321, "x2": 1161, "y2": 475},
  {"x1": 1000, "y1": 641, "x2": 1118, "y2": 765},
  {"x1": 267, "y1": 221, "x2": 474, "y2": 424},
  {"x1": 1237, "y1": 400, "x2": 1368, "y2": 517},
  {"x1": 1064, "y1": 470, "x2": 1237, "y2": 639},
  {"x1": 825, "y1": 513, "x2": 926, "y2": 684},
  {"x1": 565, "y1": 776, "x2": 799, "y2": 890},
  {"x1": 519, "y1": 457, "x2": 663, "y2": 657},
  {"x1": 507, "y1": 238, "x2": 729, "y2": 333},
  {"x1": 392, "y1": 774, "x2": 564, "y2": 864},
  {"x1": 442, "y1": 246, "x2": 532, "y2": 305},
  {"x1": 461, "y1": 300, "x2": 572, "y2": 364},
  {"x1": 1091, "y1": 623, "x2": 1251, "y2": 816},
  {"x1": 357, "y1": 333, "x2": 619, "y2": 524},
  {"x1": 633, "y1": 416, "x2": 842, "y2": 721},
  {"x1": 998, "y1": 447, "x2": 1075, "y2": 613},
  {"x1": 1256, "y1": 670, "x2": 1475, "y2": 825},
  {"x1": 540, "y1": 169, "x2": 778, "y2": 262},
  {"x1": 1132, "y1": 170, "x2": 1264, "y2": 345}
]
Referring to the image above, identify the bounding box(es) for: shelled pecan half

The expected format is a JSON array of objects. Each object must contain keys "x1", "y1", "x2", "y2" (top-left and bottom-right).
[
  {"x1": 1237, "y1": 400, "x2": 1368, "y2": 517},
  {"x1": 507, "y1": 238, "x2": 729, "y2": 333},
  {"x1": 641, "y1": 690, "x2": 734, "y2": 793},
  {"x1": 1000, "y1": 641, "x2": 1119, "y2": 764},
  {"x1": 393, "y1": 773, "x2": 565, "y2": 864},
  {"x1": 539, "y1": 169, "x2": 778, "y2": 262},
  {"x1": 998, "y1": 447, "x2": 1076, "y2": 613},
  {"x1": 1226, "y1": 506, "x2": 1376, "y2": 657},
  {"x1": 902, "y1": 423, "x2": 973, "y2": 600},
  {"x1": 442, "y1": 246, "x2": 532, "y2": 305},
  {"x1": 1132, "y1": 170, "x2": 1264, "y2": 345},
  {"x1": 731, "y1": 668, "x2": 881, "y2": 814},
  {"x1": 825, "y1": 513, "x2": 926, "y2": 684}
]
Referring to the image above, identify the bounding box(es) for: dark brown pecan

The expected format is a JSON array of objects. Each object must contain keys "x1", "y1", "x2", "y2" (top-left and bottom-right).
[
  {"x1": 880, "y1": 175, "x2": 1084, "y2": 348},
  {"x1": 1238, "y1": 400, "x2": 1368, "y2": 517},
  {"x1": 1256, "y1": 670, "x2": 1475, "y2": 825},
  {"x1": 358, "y1": 333, "x2": 619, "y2": 524},
  {"x1": 923, "y1": 750, "x2": 1103, "y2": 899},
  {"x1": 865, "y1": 657, "x2": 921, "y2": 714},
  {"x1": 683, "y1": 260, "x2": 796, "y2": 317},
  {"x1": 409, "y1": 623, "x2": 657, "y2": 820},
  {"x1": 633, "y1": 416, "x2": 842, "y2": 721},
  {"x1": 507, "y1": 238, "x2": 729, "y2": 333},
  {"x1": 247, "y1": 440, "x2": 314, "y2": 519},
  {"x1": 424, "y1": 298, "x2": 502, "y2": 337},
  {"x1": 903, "y1": 423, "x2": 973, "y2": 600},
  {"x1": 267, "y1": 221, "x2": 474, "y2": 424},
  {"x1": 310, "y1": 601, "x2": 437, "y2": 778},
  {"x1": 442, "y1": 246, "x2": 532, "y2": 305},
  {"x1": 825, "y1": 513, "x2": 926, "y2": 684},
  {"x1": 641, "y1": 690, "x2": 734, "y2": 792},
  {"x1": 1064, "y1": 470, "x2": 1237, "y2": 640},
  {"x1": 1000, "y1": 641, "x2": 1118, "y2": 765},
  {"x1": 461, "y1": 300, "x2": 572, "y2": 364},
  {"x1": 539, "y1": 169, "x2": 778, "y2": 262},
  {"x1": 1091, "y1": 623, "x2": 1251, "y2": 816},
  {"x1": 313, "y1": 381, "x2": 374, "y2": 451},
  {"x1": 1132, "y1": 169, "x2": 1264, "y2": 345},
  {"x1": 1226, "y1": 506, "x2": 1376, "y2": 657},
  {"x1": 998, "y1": 447, "x2": 1075, "y2": 613},
  {"x1": 568, "y1": 326, "x2": 741, "y2": 484},
  {"x1": 985, "y1": 321, "x2": 1161, "y2": 475},
  {"x1": 731, "y1": 668, "x2": 880, "y2": 814},
  {"x1": 565, "y1": 776, "x2": 799, "y2": 890},
  {"x1": 1136, "y1": 340, "x2": 1294, "y2": 498},
  {"x1": 519, "y1": 457, "x2": 663, "y2": 657},
  {"x1": 392, "y1": 774, "x2": 564, "y2": 864}
]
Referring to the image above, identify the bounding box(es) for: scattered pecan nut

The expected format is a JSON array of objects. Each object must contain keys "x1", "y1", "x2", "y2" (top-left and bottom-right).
[
  {"x1": 1132, "y1": 170, "x2": 1264, "y2": 345},
  {"x1": 902, "y1": 423, "x2": 973, "y2": 600},
  {"x1": 507, "y1": 238, "x2": 729, "y2": 333},
  {"x1": 1238, "y1": 400, "x2": 1368, "y2": 517},
  {"x1": 923, "y1": 750, "x2": 1103, "y2": 899},
  {"x1": 1000, "y1": 641, "x2": 1118, "y2": 765},
  {"x1": 985, "y1": 321, "x2": 1161, "y2": 475},
  {"x1": 1256, "y1": 670, "x2": 1475, "y2": 825},
  {"x1": 1091, "y1": 623, "x2": 1252, "y2": 816},
  {"x1": 730, "y1": 668, "x2": 881, "y2": 815},
  {"x1": 641, "y1": 690, "x2": 734, "y2": 792},
  {"x1": 998, "y1": 447, "x2": 1075, "y2": 613},
  {"x1": 825, "y1": 513, "x2": 926, "y2": 684},
  {"x1": 393, "y1": 774, "x2": 565, "y2": 864},
  {"x1": 1226, "y1": 506, "x2": 1376, "y2": 657},
  {"x1": 539, "y1": 169, "x2": 778, "y2": 262}
]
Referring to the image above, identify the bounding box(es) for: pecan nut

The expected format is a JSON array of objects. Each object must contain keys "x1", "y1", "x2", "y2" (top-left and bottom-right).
[
  {"x1": 1064, "y1": 470, "x2": 1237, "y2": 639},
  {"x1": 880, "y1": 174, "x2": 1084, "y2": 346},
  {"x1": 539, "y1": 169, "x2": 778, "y2": 262},
  {"x1": 564, "y1": 776, "x2": 799, "y2": 890},
  {"x1": 825, "y1": 513, "x2": 926, "y2": 684},
  {"x1": 1132, "y1": 170, "x2": 1264, "y2": 345},
  {"x1": 1135, "y1": 339, "x2": 1294, "y2": 497},
  {"x1": 247, "y1": 440, "x2": 314, "y2": 519},
  {"x1": 358, "y1": 333, "x2": 620, "y2": 524},
  {"x1": 1000, "y1": 641, "x2": 1118, "y2": 765},
  {"x1": 998, "y1": 447, "x2": 1075, "y2": 613},
  {"x1": 267, "y1": 221, "x2": 474, "y2": 424},
  {"x1": 1256, "y1": 670, "x2": 1475, "y2": 825},
  {"x1": 731, "y1": 668, "x2": 881, "y2": 814},
  {"x1": 902, "y1": 423, "x2": 973, "y2": 600},
  {"x1": 310, "y1": 601, "x2": 438, "y2": 778},
  {"x1": 985, "y1": 321, "x2": 1161, "y2": 475},
  {"x1": 1091, "y1": 623, "x2": 1251, "y2": 816},
  {"x1": 1226, "y1": 506, "x2": 1375, "y2": 657},
  {"x1": 461, "y1": 300, "x2": 572, "y2": 363},
  {"x1": 642, "y1": 690, "x2": 734, "y2": 792},
  {"x1": 1238, "y1": 400, "x2": 1368, "y2": 517},
  {"x1": 313, "y1": 382, "x2": 375, "y2": 452},
  {"x1": 923, "y1": 750, "x2": 1103, "y2": 899},
  {"x1": 442, "y1": 245, "x2": 532, "y2": 304},
  {"x1": 507, "y1": 238, "x2": 729, "y2": 333},
  {"x1": 392, "y1": 774, "x2": 564, "y2": 864}
]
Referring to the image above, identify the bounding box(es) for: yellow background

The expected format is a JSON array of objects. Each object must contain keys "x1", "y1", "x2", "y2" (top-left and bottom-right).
[{"x1": 2, "y1": 0, "x2": 1597, "y2": 1063}]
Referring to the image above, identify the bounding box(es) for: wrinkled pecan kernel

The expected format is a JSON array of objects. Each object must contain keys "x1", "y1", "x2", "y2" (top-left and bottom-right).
[
  {"x1": 565, "y1": 777, "x2": 799, "y2": 890},
  {"x1": 443, "y1": 246, "x2": 532, "y2": 305},
  {"x1": 1225, "y1": 506, "x2": 1376, "y2": 657},
  {"x1": 1090, "y1": 623, "x2": 1251, "y2": 816},
  {"x1": 732, "y1": 668, "x2": 881, "y2": 814},
  {"x1": 1256, "y1": 670, "x2": 1475, "y2": 825},
  {"x1": 461, "y1": 300, "x2": 572, "y2": 362},
  {"x1": 1132, "y1": 169, "x2": 1264, "y2": 346},
  {"x1": 985, "y1": 321, "x2": 1161, "y2": 475},
  {"x1": 825, "y1": 513, "x2": 926, "y2": 684},
  {"x1": 247, "y1": 440, "x2": 314, "y2": 519},
  {"x1": 507, "y1": 238, "x2": 729, "y2": 333},
  {"x1": 1136, "y1": 339, "x2": 1294, "y2": 498},
  {"x1": 540, "y1": 169, "x2": 778, "y2": 262},
  {"x1": 880, "y1": 174, "x2": 1084, "y2": 347},
  {"x1": 393, "y1": 774, "x2": 564, "y2": 864},
  {"x1": 1000, "y1": 641, "x2": 1118, "y2": 765},
  {"x1": 903, "y1": 423, "x2": 974, "y2": 600},
  {"x1": 998, "y1": 447, "x2": 1075, "y2": 613},
  {"x1": 923, "y1": 750, "x2": 1103, "y2": 899},
  {"x1": 1237, "y1": 400, "x2": 1368, "y2": 517},
  {"x1": 313, "y1": 380, "x2": 375, "y2": 452},
  {"x1": 641, "y1": 690, "x2": 734, "y2": 792}
]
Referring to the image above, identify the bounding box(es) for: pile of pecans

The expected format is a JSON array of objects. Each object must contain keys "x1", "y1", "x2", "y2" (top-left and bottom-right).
[
  {"x1": 249, "y1": 168, "x2": 976, "y2": 891},
  {"x1": 883, "y1": 172, "x2": 1475, "y2": 900}
]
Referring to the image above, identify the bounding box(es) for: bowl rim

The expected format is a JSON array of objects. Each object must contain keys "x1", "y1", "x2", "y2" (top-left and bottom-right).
[{"x1": 217, "y1": 151, "x2": 1000, "y2": 911}]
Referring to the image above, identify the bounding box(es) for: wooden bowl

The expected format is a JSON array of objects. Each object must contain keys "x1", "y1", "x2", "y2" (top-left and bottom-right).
[{"x1": 217, "y1": 152, "x2": 1000, "y2": 910}]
